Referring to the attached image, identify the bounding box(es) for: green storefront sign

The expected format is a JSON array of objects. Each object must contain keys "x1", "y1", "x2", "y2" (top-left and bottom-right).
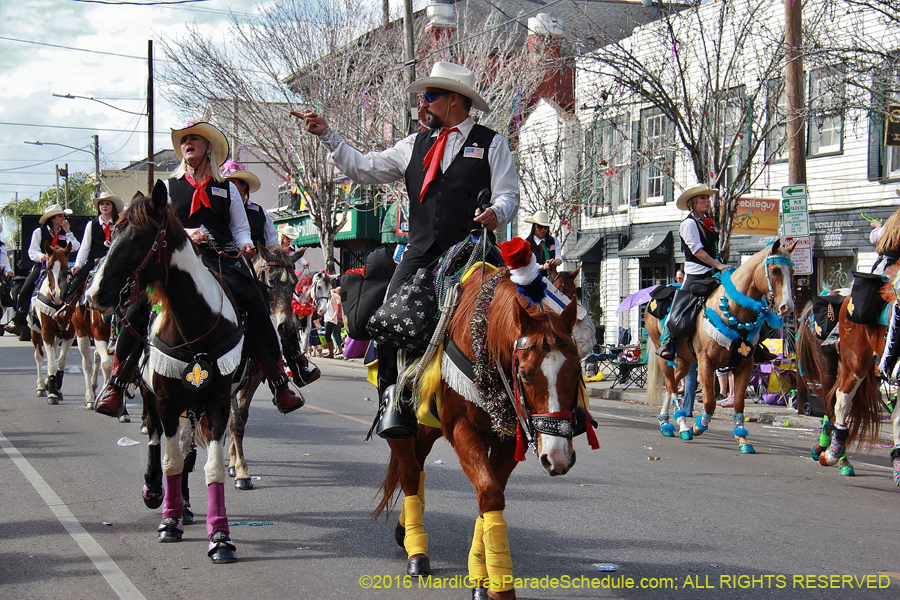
[{"x1": 278, "y1": 208, "x2": 381, "y2": 246}]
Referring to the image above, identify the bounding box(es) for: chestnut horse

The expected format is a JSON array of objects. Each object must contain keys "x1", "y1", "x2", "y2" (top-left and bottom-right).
[
  {"x1": 646, "y1": 240, "x2": 796, "y2": 452},
  {"x1": 374, "y1": 265, "x2": 586, "y2": 600},
  {"x1": 227, "y1": 243, "x2": 305, "y2": 490},
  {"x1": 30, "y1": 243, "x2": 76, "y2": 403},
  {"x1": 795, "y1": 293, "x2": 893, "y2": 480},
  {"x1": 87, "y1": 182, "x2": 241, "y2": 563}
]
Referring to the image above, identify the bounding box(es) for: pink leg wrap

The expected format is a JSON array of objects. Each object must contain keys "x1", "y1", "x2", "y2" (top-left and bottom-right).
[
  {"x1": 162, "y1": 474, "x2": 183, "y2": 520},
  {"x1": 206, "y1": 481, "x2": 228, "y2": 538}
]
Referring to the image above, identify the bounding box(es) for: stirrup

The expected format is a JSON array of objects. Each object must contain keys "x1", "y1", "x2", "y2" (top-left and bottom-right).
[{"x1": 374, "y1": 385, "x2": 418, "y2": 440}]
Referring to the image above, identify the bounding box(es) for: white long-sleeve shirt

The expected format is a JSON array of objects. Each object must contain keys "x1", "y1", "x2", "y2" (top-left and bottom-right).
[
  {"x1": 28, "y1": 227, "x2": 79, "y2": 263},
  {"x1": 163, "y1": 176, "x2": 252, "y2": 248},
  {"x1": 0, "y1": 241, "x2": 11, "y2": 277},
  {"x1": 74, "y1": 215, "x2": 115, "y2": 269},
  {"x1": 319, "y1": 117, "x2": 519, "y2": 227}
]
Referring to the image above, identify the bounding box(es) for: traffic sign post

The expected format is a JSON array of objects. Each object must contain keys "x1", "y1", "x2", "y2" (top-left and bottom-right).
[{"x1": 785, "y1": 236, "x2": 812, "y2": 275}]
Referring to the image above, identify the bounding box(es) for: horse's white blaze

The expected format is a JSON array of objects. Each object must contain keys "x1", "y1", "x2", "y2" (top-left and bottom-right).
[
  {"x1": 539, "y1": 349, "x2": 573, "y2": 468},
  {"x1": 205, "y1": 438, "x2": 225, "y2": 485},
  {"x1": 169, "y1": 242, "x2": 238, "y2": 325},
  {"x1": 775, "y1": 263, "x2": 794, "y2": 316},
  {"x1": 40, "y1": 260, "x2": 63, "y2": 303},
  {"x1": 834, "y1": 375, "x2": 863, "y2": 427}
]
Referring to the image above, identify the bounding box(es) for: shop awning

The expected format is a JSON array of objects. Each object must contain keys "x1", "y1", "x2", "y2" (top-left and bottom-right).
[
  {"x1": 567, "y1": 234, "x2": 602, "y2": 260},
  {"x1": 618, "y1": 230, "x2": 673, "y2": 258}
]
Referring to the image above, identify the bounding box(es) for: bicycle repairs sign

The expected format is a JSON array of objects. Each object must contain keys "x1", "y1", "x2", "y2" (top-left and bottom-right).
[
  {"x1": 785, "y1": 236, "x2": 812, "y2": 275},
  {"x1": 732, "y1": 198, "x2": 779, "y2": 235}
]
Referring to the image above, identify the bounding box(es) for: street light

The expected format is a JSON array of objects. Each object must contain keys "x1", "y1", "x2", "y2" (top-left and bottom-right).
[{"x1": 25, "y1": 137, "x2": 101, "y2": 197}]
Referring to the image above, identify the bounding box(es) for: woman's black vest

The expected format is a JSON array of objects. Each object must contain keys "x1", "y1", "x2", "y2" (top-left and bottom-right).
[
  {"x1": 404, "y1": 124, "x2": 494, "y2": 252},
  {"x1": 681, "y1": 215, "x2": 718, "y2": 269},
  {"x1": 168, "y1": 176, "x2": 235, "y2": 245},
  {"x1": 244, "y1": 201, "x2": 267, "y2": 247},
  {"x1": 87, "y1": 218, "x2": 111, "y2": 265},
  {"x1": 529, "y1": 235, "x2": 557, "y2": 263},
  {"x1": 40, "y1": 225, "x2": 69, "y2": 251}
]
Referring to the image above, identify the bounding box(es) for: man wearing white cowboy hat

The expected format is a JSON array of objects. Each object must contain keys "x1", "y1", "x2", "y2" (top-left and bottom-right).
[
  {"x1": 523, "y1": 210, "x2": 563, "y2": 276},
  {"x1": 59, "y1": 192, "x2": 125, "y2": 315},
  {"x1": 6, "y1": 203, "x2": 79, "y2": 335},
  {"x1": 95, "y1": 121, "x2": 306, "y2": 417},
  {"x1": 656, "y1": 183, "x2": 728, "y2": 362},
  {"x1": 293, "y1": 60, "x2": 519, "y2": 440}
]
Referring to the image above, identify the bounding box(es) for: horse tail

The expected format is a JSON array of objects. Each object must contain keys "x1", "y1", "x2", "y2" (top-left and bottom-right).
[
  {"x1": 795, "y1": 303, "x2": 822, "y2": 388},
  {"x1": 845, "y1": 368, "x2": 883, "y2": 452},
  {"x1": 646, "y1": 338, "x2": 664, "y2": 407},
  {"x1": 372, "y1": 450, "x2": 402, "y2": 520}
]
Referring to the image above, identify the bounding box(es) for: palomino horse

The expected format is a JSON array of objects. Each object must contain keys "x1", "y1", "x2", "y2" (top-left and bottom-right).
[
  {"x1": 295, "y1": 270, "x2": 333, "y2": 352},
  {"x1": 87, "y1": 182, "x2": 241, "y2": 563},
  {"x1": 29, "y1": 243, "x2": 76, "y2": 403},
  {"x1": 374, "y1": 264, "x2": 586, "y2": 600},
  {"x1": 227, "y1": 243, "x2": 305, "y2": 490},
  {"x1": 646, "y1": 240, "x2": 796, "y2": 453},
  {"x1": 795, "y1": 296, "x2": 893, "y2": 480}
]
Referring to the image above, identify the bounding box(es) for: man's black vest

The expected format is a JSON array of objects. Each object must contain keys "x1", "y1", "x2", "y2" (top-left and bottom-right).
[
  {"x1": 529, "y1": 235, "x2": 557, "y2": 263},
  {"x1": 404, "y1": 124, "x2": 494, "y2": 252},
  {"x1": 681, "y1": 214, "x2": 718, "y2": 269},
  {"x1": 169, "y1": 176, "x2": 235, "y2": 245},
  {"x1": 40, "y1": 225, "x2": 69, "y2": 251},
  {"x1": 244, "y1": 201, "x2": 267, "y2": 247}
]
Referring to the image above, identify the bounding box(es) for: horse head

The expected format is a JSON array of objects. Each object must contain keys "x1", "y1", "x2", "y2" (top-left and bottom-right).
[
  {"x1": 255, "y1": 244, "x2": 300, "y2": 339},
  {"x1": 41, "y1": 242, "x2": 72, "y2": 305},
  {"x1": 507, "y1": 293, "x2": 582, "y2": 476},
  {"x1": 310, "y1": 271, "x2": 333, "y2": 316},
  {"x1": 86, "y1": 181, "x2": 187, "y2": 314},
  {"x1": 552, "y1": 268, "x2": 580, "y2": 301},
  {"x1": 755, "y1": 238, "x2": 796, "y2": 318}
]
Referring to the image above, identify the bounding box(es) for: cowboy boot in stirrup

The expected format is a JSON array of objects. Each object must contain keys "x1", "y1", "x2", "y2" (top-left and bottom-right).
[
  {"x1": 96, "y1": 354, "x2": 137, "y2": 417},
  {"x1": 258, "y1": 357, "x2": 305, "y2": 414},
  {"x1": 374, "y1": 384, "x2": 418, "y2": 440},
  {"x1": 282, "y1": 335, "x2": 320, "y2": 388},
  {"x1": 4, "y1": 308, "x2": 27, "y2": 336},
  {"x1": 881, "y1": 303, "x2": 900, "y2": 382}
]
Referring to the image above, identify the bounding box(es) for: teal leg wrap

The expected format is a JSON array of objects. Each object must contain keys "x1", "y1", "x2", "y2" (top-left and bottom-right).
[
  {"x1": 695, "y1": 413, "x2": 711, "y2": 432},
  {"x1": 733, "y1": 413, "x2": 755, "y2": 454}
]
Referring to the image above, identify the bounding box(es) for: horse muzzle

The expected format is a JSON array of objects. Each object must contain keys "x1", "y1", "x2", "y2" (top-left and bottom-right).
[
  {"x1": 86, "y1": 287, "x2": 116, "y2": 314},
  {"x1": 539, "y1": 442, "x2": 576, "y2": 476}
]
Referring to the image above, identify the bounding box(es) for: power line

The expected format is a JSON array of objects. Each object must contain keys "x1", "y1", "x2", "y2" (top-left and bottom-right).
[
  {"x1": 0, "y1": 35, "x2": 145, "y2": 60},
  {"x1": 0, "y1": 149, "x2": 85, "y2": 172},
  {"x1": 72, "y1": 0, "x2": 208, "y2": 5},
  {"x1": 0, "y1": 121, "x2": 169, "y2": 134}
]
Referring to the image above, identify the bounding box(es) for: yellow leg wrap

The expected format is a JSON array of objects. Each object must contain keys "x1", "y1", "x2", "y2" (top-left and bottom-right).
[
  {"x1": 468, "y1": 516, "x2": 488, "y2": 584},
  {"x1": 399, "y1": 471, "x2": 426, "y2": 529},
  {"x1": 402, "y1": 495, "x2": 428, "y2": 558},
  {"x1": 482, "y1": 510, "x2": 514, "y2": 592}
]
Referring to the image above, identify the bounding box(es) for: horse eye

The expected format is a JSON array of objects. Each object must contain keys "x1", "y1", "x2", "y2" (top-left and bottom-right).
[
  {"x1": 515, "y1": 337, "x2": 529, "y2": 350},
  {"x1": 518, "y1": 368, "x2": 532, "y2": 384}
]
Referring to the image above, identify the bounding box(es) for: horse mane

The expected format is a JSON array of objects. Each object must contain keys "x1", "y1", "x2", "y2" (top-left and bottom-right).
[{"x1": 875, "y1": 206, "x2": 900, "y2": 255}]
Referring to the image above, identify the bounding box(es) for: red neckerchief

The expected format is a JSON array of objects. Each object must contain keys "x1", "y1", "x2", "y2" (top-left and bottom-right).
[
  {"x1": 184, "y1": 173, "x2": 213, "y2": 217},
  {"x1": 420, "y1": 127, "x2": 459, "y2": 201}
]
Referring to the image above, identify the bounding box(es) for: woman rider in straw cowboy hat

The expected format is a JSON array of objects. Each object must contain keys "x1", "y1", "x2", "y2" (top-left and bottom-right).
[
  {"x1": 523, "y1": 210, "x2": 563, "y2": 278},
  {"x1": 222, "y1": 159, "x2": 320, "y2": 388},
  {"x1": 6, "y1": 204, "x2": 80, "y2": 335},
  {"x1": 94, "y1": 121, "x2": 304, "y2": 417},
  {"x1": 656, "y1": 184, "x2": 729, "y2": 362},
  {"x1": 56, "y1": 192, "x2": 125, "y2": 320}
]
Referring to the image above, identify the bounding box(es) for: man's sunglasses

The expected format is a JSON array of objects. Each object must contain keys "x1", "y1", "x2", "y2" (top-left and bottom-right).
[{"x1": 422, "y1": 90, "x2": 450, "y2": 103}]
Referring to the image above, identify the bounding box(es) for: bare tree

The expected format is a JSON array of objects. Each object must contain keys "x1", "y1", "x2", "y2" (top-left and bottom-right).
[{"x1": 577, "y1": 0, "x2": 791, "y2": 260}]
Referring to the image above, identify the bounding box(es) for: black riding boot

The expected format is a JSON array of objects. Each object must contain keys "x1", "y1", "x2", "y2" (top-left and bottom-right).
[
  {"x1": 881, "y1": 303, "x2": 900, "y2": 382},
  {"x1": 282, "y1": 332, "x2": 320, "y2": 388}
]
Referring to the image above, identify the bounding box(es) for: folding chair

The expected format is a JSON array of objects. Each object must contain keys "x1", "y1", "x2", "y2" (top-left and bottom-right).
[{"x1": 610, "y1": 341, "x2": 648, "y2": 389}]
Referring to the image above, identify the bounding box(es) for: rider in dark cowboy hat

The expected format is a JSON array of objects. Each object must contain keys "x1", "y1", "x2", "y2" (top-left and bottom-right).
[
  {"x1": 656, "y1": 183, "x2": 729, "y2": 362},
  {"x1": 5, "y1": 204, "x2": 79, "y2": 336},
  {"x1": 94, "y1": 121, "x2": 305, "y2": 417},
  {"x1": 294, "y1": 60, "x2": 519, "y2": 439},
  {"x1": 222, "y1": 158, "x2": 321, "y2": 388}
]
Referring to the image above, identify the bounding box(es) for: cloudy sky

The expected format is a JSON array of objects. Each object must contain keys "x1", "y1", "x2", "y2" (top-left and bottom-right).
[{"x1": 0, "y1": 0, "x2": 426, "y2": 223}]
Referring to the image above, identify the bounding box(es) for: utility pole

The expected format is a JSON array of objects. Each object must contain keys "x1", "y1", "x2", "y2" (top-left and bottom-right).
[
  {"x1": 63, "y1": 164, "x2": 70, "y2": 209},
  {"x1": 402, "y1": 0, "x2": 418, "y2": 134},
  {"x1": 147, "y1": 39, "x2": 155, "y2": 194},
  {"x1": 785, "y1": 0, "x2": 809, "y2": 412},
  {"x1": 55, "y1": 164, "x2": 61, "y2": 204},
  {"x1": 94, "y1": 134, "x2": 100, "y2": 196}
]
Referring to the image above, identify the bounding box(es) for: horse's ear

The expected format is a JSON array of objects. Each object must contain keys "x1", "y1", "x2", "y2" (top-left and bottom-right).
[
  {"x1": 785, "y1": 239, "x2": 798, "y2": 253},
  {"x1": 42, "y1": 241, "x2": 51, "y2": 255},
  {"x1": 560, "y1": 298, "x2": 578, "y2": 332},
  {"x1": 288, "y1": 249, "x2": 306, "y2": 264},
  {"x1": 131, "y1": 190, "x2": 144, "y2": 203},
  {"x1": 62, "y1": 242, "x2": 71, "y2": 255},
  {"x1": 150, "y1": 179, "x2": 168, "y2": 213},
  {"x1": 771, "y1": 238, "x2": 782, "y2": 253},
  {"x1": 259, "y1": 243, "x2": 275, "y2": 262},
  {"x1": 511, "y1": 295, "x2": 532, "y2": 331},
  {"x1": 571, "y1": 267, "x2": 580, "y2": 279}
]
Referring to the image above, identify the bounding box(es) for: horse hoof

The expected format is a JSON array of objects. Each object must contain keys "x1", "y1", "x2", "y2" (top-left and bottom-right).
[
  {"x1": 660, "y1": 423, "x2": 676, "y2": 437},
  {"x1": 118, "y1": 414, "x2": 131, "y2": 423},
  {"x1": 394, "y1": 523, "x2": 405, "y2": 548},
  {"x1": 227, "y1": 466, "x2": 236, "y2": 478},
  {"x1": 208, "y1": 530, "x2": 237, "y2": 564},
  {"x1": 234, "y1": 478, "x2": 254, "y2": 490},
  {"x1": 210, "y1": 546, "x2": 237, "y2": 564},
  {"x1": 182, "y1": 506, "x2": 194, "y2": 525},
  {"x1": 407, "y1": 556, "x2": 431, "y2": 576},
  {"x1": 36, "y1": 389, "x2": 46, "y2": 397},
  {"x1": 739, "y1": 444, "x2": 755, "y2": 454},
  {"x1": 157, "y1": 518, "x2": 183, "y2": 543},
  {"x1": 84, "y1": 402, "x2": 94, "y2": 410},
  {"x1": 143, "y1": 485, "x2": 164, "y2": 509},
  {"x1": 692, "y1": 425, "x2": 705, "y2": 437},
  {"x1": 680, "y1": 430, "x2": 694, "y2": 441},
  {"x1": 47, "y1": 396, "x2": 58, "y2": 405},
  {"x1": 472, "y1": 586, "x2": 490, "y2": 600},
  {"x1": 839, "y1": 465, "x2": 855, "y2": 477},
  {"x1": 810, "y1": 447, "x2": 823, "y2": 461},
  {"x1": 140, "y1": 424, "x2": 148, "y2": 435}
]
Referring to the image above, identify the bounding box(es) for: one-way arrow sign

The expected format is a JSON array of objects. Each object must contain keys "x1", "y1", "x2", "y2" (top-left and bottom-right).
[{"x1": 781, "y1": 184, "x2": 807, "y2": 198}]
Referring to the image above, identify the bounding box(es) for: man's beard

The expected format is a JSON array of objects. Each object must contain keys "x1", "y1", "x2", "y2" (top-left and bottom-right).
[{"x1": 424, "y1": 111, "x2": 444, "y2": 129}]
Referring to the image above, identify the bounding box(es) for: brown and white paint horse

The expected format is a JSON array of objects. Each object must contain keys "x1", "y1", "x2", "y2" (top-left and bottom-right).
[
  {"x1": 375, "y1": 265, "x2": 585, "y2": 600},
  {"x1": 30, "y1": 243, "x2": 76, "y2": 403},
  {"x1": 70, "y1": 305, "x2": 113, "y2": 411},
  {"x1": 646, "y1": 240, "x2": 795, "y2": 453},
  {"x1": 87, "y1": 182, "x2": 241, "y2": 563}
]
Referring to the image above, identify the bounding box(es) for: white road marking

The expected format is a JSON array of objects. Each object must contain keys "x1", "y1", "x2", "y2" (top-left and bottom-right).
[{"x1": 0, "y1": 428, "x2": 146, "y2": 600}]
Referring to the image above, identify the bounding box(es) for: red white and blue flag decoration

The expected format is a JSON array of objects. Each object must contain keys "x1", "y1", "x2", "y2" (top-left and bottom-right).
[{"x1": 499, "y1": 238, "x2": 546, "y2": 304}]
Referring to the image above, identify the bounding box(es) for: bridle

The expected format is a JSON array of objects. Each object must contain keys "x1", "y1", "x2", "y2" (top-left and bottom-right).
[
  {"x1": 115, "y1": 211, "x2": 171, "y2": 310},
  {"x1": 763, "y1": 245, "x2": 794, "y2": 305}
]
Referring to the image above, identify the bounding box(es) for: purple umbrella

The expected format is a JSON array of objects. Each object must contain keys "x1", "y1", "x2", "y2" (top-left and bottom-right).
[{"x1": 616, "y1": 285, "x2": 661, "y2": 313}]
